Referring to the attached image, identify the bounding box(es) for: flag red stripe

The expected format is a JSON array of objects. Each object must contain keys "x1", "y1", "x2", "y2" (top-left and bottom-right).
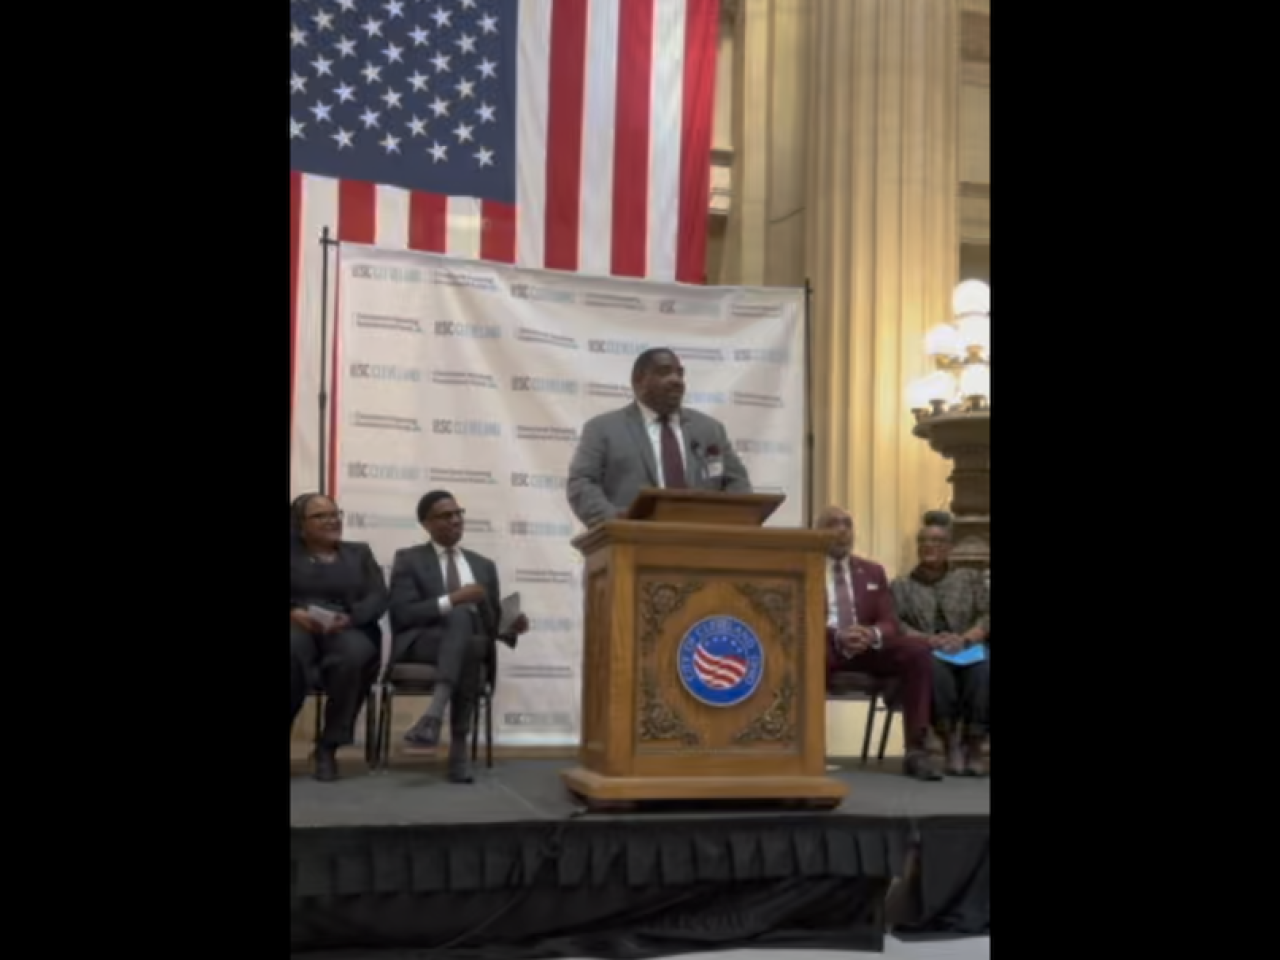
[
  {"x1": 611, "y1": 0, "x2": 655, "y2": 278},
  {"x1": 337, "y1": 181, "x2": 377, "y2": 244},
  {"x1": 408, "y1": 191, "x2": 448, "y2": 251},
  {"x1": 676, "y1": 0, "x2": 719, "y2": 284},
  {"x1": 289, "y1": 171, "x2": 302, "y2": 438},
  {"x1": 543, "y1": 0, "x2": 589, "y2": 272},
  {"x1": 480, "y1": 200, "x2": 517, "y2": 263}
]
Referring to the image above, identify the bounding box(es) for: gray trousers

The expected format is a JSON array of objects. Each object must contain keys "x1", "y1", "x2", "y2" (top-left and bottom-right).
[{"x1": 401, "y1": 609, "x2": 490, "y2": 734}]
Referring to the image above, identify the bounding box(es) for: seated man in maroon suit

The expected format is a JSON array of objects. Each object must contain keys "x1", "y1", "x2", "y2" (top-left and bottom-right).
[{"x1": 815, "y1": 505, "x2": 941, "y2": 781}]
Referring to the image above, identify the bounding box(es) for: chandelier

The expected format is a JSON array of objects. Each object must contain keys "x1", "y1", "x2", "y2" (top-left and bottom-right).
[{"x1": 908, "y1": 280, "x2": 990, "y2": 420}]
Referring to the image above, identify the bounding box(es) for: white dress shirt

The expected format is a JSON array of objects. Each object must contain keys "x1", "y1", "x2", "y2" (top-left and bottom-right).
[
  {"x1": 824, "y1": 554, "x2": 883, "y2": 650},
  {"x1": 636, "y1": 401, "x2": 687, "y2": 486},
  {"x1": 431, "y1": 540, "x2": 475, "y2": 615}
]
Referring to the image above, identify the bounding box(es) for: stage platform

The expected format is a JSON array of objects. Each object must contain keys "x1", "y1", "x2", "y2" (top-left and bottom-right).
[{"x1": 290, "y1": 758, "x2": 989, "y2": 957}]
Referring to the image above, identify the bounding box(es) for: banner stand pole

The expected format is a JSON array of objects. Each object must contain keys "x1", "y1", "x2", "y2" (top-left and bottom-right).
[
  {"x1": 317, "y1": 226, "x2": 339, "y2": 495},
  {"x1": 803, "y1": 278, "x2": 815, "y2": 528}
]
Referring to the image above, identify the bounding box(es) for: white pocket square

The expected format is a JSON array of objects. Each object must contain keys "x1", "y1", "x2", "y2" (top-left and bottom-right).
[{"x1": 867, "y1": 583, "x2": 879, "y2": 591}]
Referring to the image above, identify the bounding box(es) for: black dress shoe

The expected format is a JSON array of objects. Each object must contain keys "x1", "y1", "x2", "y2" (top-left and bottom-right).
[
  {"x1": 314, "y1": 746, "x2": 339, "y2": 782},
  {"x1": 904, "y1": 749, "x2": 943, "y2": 782},
  {"x1": 446, "y1": 746, "x2": 474, "y2": 782},
  {"x1": 403, "y1": 716, "x2": 442, "y2": 753}
]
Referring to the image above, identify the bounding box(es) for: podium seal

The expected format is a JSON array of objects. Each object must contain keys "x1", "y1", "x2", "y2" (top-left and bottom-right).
[{"x1": 676, "y1": 616, "x2": 765, "y2": 707}]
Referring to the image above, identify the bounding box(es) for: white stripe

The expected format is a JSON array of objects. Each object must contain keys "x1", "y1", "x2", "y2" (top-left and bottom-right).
[
  {"x1": 579, "y1": 0, "x2": 620, "y2": 276},
  {"x1": 292, "y1": 175, "x2": 340, "y2": 497},
  {"x1": 447, "y1": 196, "x2": 483, "y2": 258},
  {"x1": 648, "y1": 0, "x2": 686, "y2": 282},
  {"x1": 375, "y1": 185, "x2": 411, "y2": 248},
  {"x1": 515, "y1": 0, "x2": 553, "y2": 268}
]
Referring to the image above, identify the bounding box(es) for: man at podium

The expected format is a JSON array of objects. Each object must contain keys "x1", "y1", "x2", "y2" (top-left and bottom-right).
[{"x1": 567, "y1": 347, "x2": 752, "y2": 527}]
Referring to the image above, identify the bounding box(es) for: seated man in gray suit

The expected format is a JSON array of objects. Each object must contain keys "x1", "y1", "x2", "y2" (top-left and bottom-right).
[
  {"x1": 387, "y1": 490, "x2": 527, "y2": 782},
  {"x1": 567, "y1": 347, "x2": 752, "y2": 527}
]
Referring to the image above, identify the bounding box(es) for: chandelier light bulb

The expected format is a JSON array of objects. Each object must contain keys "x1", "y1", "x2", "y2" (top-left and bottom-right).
[
  {"x1": 911, "y1": 283, "x2": 990, "y2": 424},
  {"x1": 925, "y1": 370, "x2": 956, "y2": 404},
  {"x1": 952, "y1": 279, "x2": 990, "y2": 317},
  {"x1": 907, "y1": 376, "x2": 935, "y2": 411},
  {"x1": 958, "y1": 315, "x2": 991, "y2": 354},
  {"x1": 959, "y1": 363, "x2": 990, "y2": 401},
  {"x1": 924, "y1": 323, "x2": 962, "y2": 359}
]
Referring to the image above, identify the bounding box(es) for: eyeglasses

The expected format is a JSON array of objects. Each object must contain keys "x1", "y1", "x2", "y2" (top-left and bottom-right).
[
  {"x1": 306, "y1": 510, "x2": 343, "y2": 522},
  {"x1": 430, "y1": 509, "x2": 466, "y2": 521}
]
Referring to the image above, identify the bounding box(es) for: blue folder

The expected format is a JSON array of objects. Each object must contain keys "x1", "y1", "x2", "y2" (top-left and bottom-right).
[{"x1": 933, "y1": 644, "x2": 986, "y2": 667}]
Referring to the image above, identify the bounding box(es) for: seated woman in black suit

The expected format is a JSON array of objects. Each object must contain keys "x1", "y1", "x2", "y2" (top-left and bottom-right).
[{"x1": 289, "y1": 493, "x2": 388, "y2": 781}]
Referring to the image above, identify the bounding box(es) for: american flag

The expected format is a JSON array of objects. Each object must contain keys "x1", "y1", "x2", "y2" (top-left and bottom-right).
[
  {"x1": 693, "y1": 638, "x2": 749, "y2": 690},
  {"x1": 290, "y1": 0, "x2": 721, "y2": 493}
]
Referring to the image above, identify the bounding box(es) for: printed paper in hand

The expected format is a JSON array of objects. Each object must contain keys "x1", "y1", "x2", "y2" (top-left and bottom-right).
[{"x1": 499, "y1": 592, "x2": 522, "y2": 634}]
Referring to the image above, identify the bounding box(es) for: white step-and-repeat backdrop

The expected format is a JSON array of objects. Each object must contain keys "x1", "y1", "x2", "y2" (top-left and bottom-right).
[{"x1": 331, "y1": 243, "x2": 806, "y2": 746}]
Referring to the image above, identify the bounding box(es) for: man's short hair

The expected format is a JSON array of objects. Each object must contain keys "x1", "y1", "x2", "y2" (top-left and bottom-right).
[
  {"x1": 631, "y1": 347, "x2": 674, "y2": 383},
  {"x1": 416, "y1": 490, "x2": 455, "y2": 522}
]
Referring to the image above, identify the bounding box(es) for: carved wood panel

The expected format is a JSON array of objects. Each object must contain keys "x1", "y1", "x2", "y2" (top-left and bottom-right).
[
  {"x1": 583, "y1": 568, "x2": 610, "y2": 753},
  {"x1": 634, "y1": 571, "x2": 803, "y2": 755}
]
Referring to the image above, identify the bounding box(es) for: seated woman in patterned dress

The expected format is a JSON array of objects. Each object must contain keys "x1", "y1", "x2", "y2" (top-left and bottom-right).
[{"x1": 890, "y1": 511, "x2": 990, "y2": 777}]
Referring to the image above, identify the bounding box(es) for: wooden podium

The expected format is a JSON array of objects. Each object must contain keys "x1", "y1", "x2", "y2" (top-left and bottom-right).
[{"x1": 561, "y1": 489, "x2": 847, "y2": 809}]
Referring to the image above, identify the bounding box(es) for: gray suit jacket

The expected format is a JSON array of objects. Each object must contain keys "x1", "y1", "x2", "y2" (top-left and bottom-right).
[
  {"x1": 387, "y1": 543, "x2": 508, "y2": 667},
  {"x1": 566, "y1": 402, "x2": 752, "y2": 527}
]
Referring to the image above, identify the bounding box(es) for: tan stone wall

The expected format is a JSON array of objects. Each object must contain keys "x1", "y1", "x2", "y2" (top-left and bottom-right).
[
  {"x1": 707, "y1": 0, "x2": 989, "y2": 573},
  {"x1": 702, "y1": 1, "x2": 989, "y2": 748}
]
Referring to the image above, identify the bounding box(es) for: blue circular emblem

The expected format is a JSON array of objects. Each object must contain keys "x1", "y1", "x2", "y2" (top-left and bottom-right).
[{"x1": 676, "y1": 616, "x2": 765, "y2": 708}]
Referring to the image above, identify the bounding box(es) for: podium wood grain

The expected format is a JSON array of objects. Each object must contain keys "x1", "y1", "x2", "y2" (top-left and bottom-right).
[{"x1": 562, "y1": 490, "x2": 847, "y2": 808}]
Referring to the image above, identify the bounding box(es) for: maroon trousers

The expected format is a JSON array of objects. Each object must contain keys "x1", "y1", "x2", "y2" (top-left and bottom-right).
[{"x1": 827, "y1": 631, "x2": 935, "y2": 740}]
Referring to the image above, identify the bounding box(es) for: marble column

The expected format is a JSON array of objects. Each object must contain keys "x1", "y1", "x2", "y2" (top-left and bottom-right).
[
  {"x1": 805, "y1": 0, "x2": 960, "y2": 572},
  {"x1": 721, "y1": 0, "x2": 810, "y2": 288}
]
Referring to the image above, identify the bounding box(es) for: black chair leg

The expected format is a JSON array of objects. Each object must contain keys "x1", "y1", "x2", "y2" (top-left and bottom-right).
[
  {"x1": 470, "y1": 696, "x2": 480, "y2": 763},
  {"x1": 485, "y1": 693, "x2": 494, "y2": 769},
  {"x1": 878, "y1": 706, "x2": 895, "y2": 761},
  {"x1": 312, "y1": 693, "x2": 324, "y2": 746},
  {"x1": 860, "y1": 695, "x2": 878, "y2": 765},
  {"x1": 378, "y1": 687, "x2": 393, "y2": 772},
  {"x1": 364, "y1": 686, "x2": 379, "y2": 771}
]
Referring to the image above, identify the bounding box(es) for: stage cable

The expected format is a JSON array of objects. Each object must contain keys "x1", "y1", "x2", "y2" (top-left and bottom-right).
[{"x1": 420, "y1": 819, "x2": 572, "y2": 956}]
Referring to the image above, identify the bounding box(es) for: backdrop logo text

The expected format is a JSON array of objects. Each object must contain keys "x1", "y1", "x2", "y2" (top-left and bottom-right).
[
  {"x1": 432, "y1": 419, "x2": 502, "y2": 437},
  {"x1": 348, "y1": 363, "x2": 422, "y2": 382},
  {"x1": 350, "y1": 264, "x2": 422, "y2": 282},
  {"x1": 434, "y1": 320, "x2": 502, "y2": 338},
  {"x1": 511, "y1": 376, "x2": 579, "y2": 395},
  {"x1": 346, "y1": 462, "x2": 422, "y2": 481}
]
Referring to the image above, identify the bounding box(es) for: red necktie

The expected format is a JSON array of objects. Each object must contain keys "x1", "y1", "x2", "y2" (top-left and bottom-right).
[
  {"x1": 834, "y1": 559, "x2": 856, "y2": 629},
  {"x1": 445, "y1": 548, "x2": 462, "y2": 592},
  {"x1": 659, "y1": 414, "x2": 687, "y2": 488}
]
